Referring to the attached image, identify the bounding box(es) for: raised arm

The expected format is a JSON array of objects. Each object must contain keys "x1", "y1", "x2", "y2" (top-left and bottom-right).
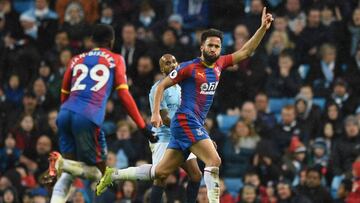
[
  {"x1": 151, "y1": 76, "x2": 175, "y2": 128},
  {"x1": 231, "y1": 7, "x2": 273, "y2": 64}
]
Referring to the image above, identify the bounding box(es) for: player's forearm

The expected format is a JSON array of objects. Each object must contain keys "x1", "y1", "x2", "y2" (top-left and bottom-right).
[
  {"x1": 232, "y1": 26, "x2": 267, "y2": 64},
  {"x1": 153, "y1": 83, "x2": 165, "y2": 115},
  {"x1": 118, "y1": 89, "x2": 146, "y2": 129}
]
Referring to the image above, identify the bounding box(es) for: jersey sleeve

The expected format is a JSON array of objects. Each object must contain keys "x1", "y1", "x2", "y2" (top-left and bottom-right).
[
  {"x1": 60, "y1": 59, "x2": 73, "y2": 103},
  {"x1": 217, "y1": 54, "x2": 234, "y2": 70},
  {"x1": 114, "y1": 55, "x2": 129, "y2": 90},
  {"x1": 149, "y1": 82, "x2": 168, "y2": 112},
  {"x1": 168, "y1": 64, "x2": 192, "y2": 84}
]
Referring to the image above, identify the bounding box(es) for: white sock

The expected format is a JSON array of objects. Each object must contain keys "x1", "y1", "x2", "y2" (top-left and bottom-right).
[
  {"x1": 111, "y1": 164, "x2": 156, "y2": 181},
  {"x1": 62, "y1": 159, "x2": 102, "y2": 181},
  {"x1": 51, "y1": 172, "x2": 74, "y2": 203},
  {"x1": 204, "y1": 167, "x2": 220, "y2": 203}
]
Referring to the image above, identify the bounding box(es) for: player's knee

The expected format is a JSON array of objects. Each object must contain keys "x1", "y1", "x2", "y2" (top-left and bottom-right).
[
  {"x1": 155, "y1": 168, "x2": 171, "y2": 181},
  {"x1": 207, "y1": 156, "x2": 221, "y2": 167}
]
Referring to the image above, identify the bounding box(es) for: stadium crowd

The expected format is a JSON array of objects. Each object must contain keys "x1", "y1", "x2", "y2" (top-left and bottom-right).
[{"x1": 1, "y1": 0, "x2": 360, "y2": 202}]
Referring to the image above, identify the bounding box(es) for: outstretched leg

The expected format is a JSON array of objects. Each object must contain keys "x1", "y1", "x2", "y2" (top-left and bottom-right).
[{"x1": 96, "y1": 149, "x2": 184, "y2": 196}]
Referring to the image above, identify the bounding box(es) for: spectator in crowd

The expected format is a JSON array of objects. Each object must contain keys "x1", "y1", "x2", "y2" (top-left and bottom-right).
[
  {"x1": 296, "y1": 167, "x2": 333, "y2": 203},
  {"x1": 174, "y1": 0, "x2": 209, "y2": 31},
  {"x1": 265, "y1": 51, "x2": 301, "y2": 98},
  {"x1": 0, "y1": 133, "x2": 20, "y2": 174},
  {"x1": 282, "y1": 137, "x2": 307, "y2": 186},
  {"x1": 346, "y1": 160, "x2": 360, "y2": 203},
  {"x1": 242, "y1": 171, "x2": 271, "y2": 203},
  {"x1": 283, "y1": 0, "x2": 306, "y2": 37},
  {"x1": 237, "y1": 184, "x2": 261, "y2": 203},
  {"x1": 1, "y1": 186, "x2": 19, "y2": 203},
  {"x1": 331, "y1": 115, "x2": 360, "y2": 197},
  {"x1": 4, "y1": 74, "x2": 23, "y2": 106},
  {"x1": 348, "y1": 8, "x2": 360, "y2": 56},
  {"x1": 265, "y1": 30, "x2": 294, "y2": 70},
  {"x1": 344, "y1": 43, "x2": 360, "y2": 97},
  {"x1": 327, "y1": 78, "x2": 359, "y2": 117},
  {"x1": 115, "y1": 23, "x2": 148, "y2": 79},
  {"x1": 219, "y1": 178, "x2": 235, "y2": 203},
  {"x1": 274, "y1": 105, "x2": 307, "y2": 154},
  {"x1": 221, "y1": 120, "x2": 259, "y2": 182},
  {"x1": 308, "y1": 138, "x2": 330, "y2": 176},
  {"x1": 168, "y1": 14, "x2": 192, "y2": 47},
  {"x1": 254, "y1": 92, "x2": 277, "y2": 129},
  {"x1": 335, "y1": 179, "x2": 352, "y2": 203},
  {"x1": 31, "y1": 78, "x2": 55, "y2": 111},
  {"x1": 321, "y1": 101, "x2": 343, "y2": 138},
  {"x1": 12, "y1": 114, "x2": 37, "y2": 152},
  {"x1": 56, "y1": 0, "x2": 98, "y2": 24},
  {"x1": 307, "y1": 43, "x2": 343, "y2": 97},
  {"x1": 108, "y1": 120, "x2": 137, "y2": 169},
  {"x1": 276, "y1": 180, "x2": 311, "y2": 203}
]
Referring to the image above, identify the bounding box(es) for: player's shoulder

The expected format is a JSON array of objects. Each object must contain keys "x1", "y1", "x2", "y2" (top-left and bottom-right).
[{"x1": 177, "y1": 58, "x2": 200, "y2": 71}]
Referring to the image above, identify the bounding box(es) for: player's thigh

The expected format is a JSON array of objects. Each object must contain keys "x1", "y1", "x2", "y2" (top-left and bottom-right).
[
  {"x1": 189, "y1": 138, "x2": 221, "y2": 167},
  {"x1": 155, "y1": 149, "x2": 184, "y2": 179},
  {"x1": 57, "y1": 109, "x2": 76, "y2": 155},
  {"x1": 71, "y1": 114, "x2": 107, "y2": 165},
  {"x1": 181, "y1": 157, "x2": 202, "y2": 182},
  {"x1": 150, "y1": 142, "x2": 168, "y2": 165}
]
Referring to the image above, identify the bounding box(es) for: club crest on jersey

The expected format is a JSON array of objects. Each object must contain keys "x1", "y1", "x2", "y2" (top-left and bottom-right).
[
  {"x1": 169, "y1": 70, "x2": 178, "y2": 79},
  {"x1": 200, "y1": 81, "x2": 218, "y2": 95}
]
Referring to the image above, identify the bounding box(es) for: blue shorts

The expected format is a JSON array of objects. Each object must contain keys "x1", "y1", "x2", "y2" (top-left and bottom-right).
[
  {"x1": 57, "y1": 109, "x2": 107, "y2": 165},
  {"x1": 168, "y1": 113, "x2": 209, "y2": 158}
]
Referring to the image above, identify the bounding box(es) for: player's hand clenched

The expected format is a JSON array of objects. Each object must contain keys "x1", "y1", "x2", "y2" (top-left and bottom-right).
[
  {"x1": 151, "y1": 113, "x2": 163, "y2": 128},
  {"x1": 141, "y1": 127, "x2": 159, "y2": 143}
]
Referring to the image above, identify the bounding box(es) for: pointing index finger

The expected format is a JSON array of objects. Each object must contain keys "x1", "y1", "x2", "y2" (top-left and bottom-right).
[{"x1": 262, "y1": 7, "x2": 267, "y2": 17}]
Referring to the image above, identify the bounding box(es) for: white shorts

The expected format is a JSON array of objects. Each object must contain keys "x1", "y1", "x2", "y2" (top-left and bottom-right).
[{"x1": 149, "y1": 142, "x2": 197, "y2": 164}]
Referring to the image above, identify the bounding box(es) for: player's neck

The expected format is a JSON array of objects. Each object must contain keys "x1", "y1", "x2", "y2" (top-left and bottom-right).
[{"x1": 200, "y1": 56, "x2": 215, "y2": 68}]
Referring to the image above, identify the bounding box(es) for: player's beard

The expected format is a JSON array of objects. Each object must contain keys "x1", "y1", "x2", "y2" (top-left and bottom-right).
[{"x1": 203, "y1": 51, "x2": 220, "y2": 64}]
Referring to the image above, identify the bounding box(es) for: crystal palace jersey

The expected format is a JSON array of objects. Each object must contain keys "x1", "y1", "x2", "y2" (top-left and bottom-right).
[
  {"x1": 61, "y1": 48, "x2": 128, "y2": 126},
  {"x1": 169, "y1": 55, "x2": 233, "y2": 124}
]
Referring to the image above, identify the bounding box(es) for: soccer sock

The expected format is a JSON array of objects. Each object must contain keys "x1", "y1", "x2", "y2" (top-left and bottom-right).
[
  {"x1": 204, "y1": 167, "x2": 220, "y2": 203},
  {"x1": 150, "y1": 185, "x2": 164, "y2": 203},
  {"x1": 50, "y1": 172, "x2": 74, "y2": 203},
  {"x1": 62, "y1": 159, "x2": 102, "y2": 181},
  {"x1": 111, "y1": 164, "x2": 156, "y2": 181},
  {"x1": 186, "y1": 181, "x2": 201, "y2": 203}
]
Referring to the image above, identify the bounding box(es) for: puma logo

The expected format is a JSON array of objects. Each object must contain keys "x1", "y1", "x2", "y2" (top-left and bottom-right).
[{"x1": 197, "y1": 72, "x2": 205, "y2": 78}]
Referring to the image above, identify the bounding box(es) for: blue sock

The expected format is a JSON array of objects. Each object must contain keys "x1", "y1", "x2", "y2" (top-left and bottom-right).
[
  {"x1": 186, "y1": 181, "x2": 201, "y2": 203},
  {"x1": 150, "y1": 185, "x2": 164, "y2": 203}
]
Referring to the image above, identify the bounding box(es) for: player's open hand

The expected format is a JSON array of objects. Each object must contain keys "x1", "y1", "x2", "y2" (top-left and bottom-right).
[
  {"x1": 151, "y1": 113, "x2": 163, "y2": 128},
  {"x1": 261, "y1": 7, "x2": 274, "y2": 30}
]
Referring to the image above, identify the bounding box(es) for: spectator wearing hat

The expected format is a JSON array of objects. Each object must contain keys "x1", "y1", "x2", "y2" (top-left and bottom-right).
[
  {"x1": 19, "y1": 12, "x2": 37, "y2": 40},
  {"x1": 327, "y1": 78, "x2": 359, "y2": 117},
  {"x1": 296, "y1": 167, "x2": 333, "y2": 203},
  {"x1": 282, "y1": 137, "x2": 307, "y2": 186},
  {"x1": 309, "y1": 138, "x2": 330, "y2": 175},
  {"x1": 168, "y1": 14, "x2": 192, "y2": 47},
  {"x1": 346, "y1": 160, "x2": 360, "y2": 203},
  {"x1": 331, "y1": 115, "x2": 360, "y2": 198}
]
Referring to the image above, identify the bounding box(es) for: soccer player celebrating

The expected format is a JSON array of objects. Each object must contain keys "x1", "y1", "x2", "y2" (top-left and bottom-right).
[
  {"x1": 149, "y1": 54, "x2": 202, "y2": 203},
  {"x1": 48, "y1": 24, "x2": 158, "y2": 203},
  {"x1": 97, "y1": 8, "x2": 273, "y2": 203}
]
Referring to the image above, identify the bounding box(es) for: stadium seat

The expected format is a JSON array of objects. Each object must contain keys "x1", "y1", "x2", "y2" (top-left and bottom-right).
[
  {"x1": 268, "y1": 98, "x2": 294, "y2": 114},
  {"x1": 313, "y1": 97, "x2": 326, "y2": 110},
  {"x1": 216, "y1": 114, "x2": 239, "y2": 134},
  {"x1": 224, "y1": 178, "x2": 243, "y2": 198}
]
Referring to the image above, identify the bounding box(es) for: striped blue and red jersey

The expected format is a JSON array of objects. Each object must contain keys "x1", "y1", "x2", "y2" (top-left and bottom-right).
[
  {"x1": 60, "y1": 48, "x2": 128, "y2": 126},
  {"x1": 169, "y1": 55, "x2": 233, "y2": 124}
]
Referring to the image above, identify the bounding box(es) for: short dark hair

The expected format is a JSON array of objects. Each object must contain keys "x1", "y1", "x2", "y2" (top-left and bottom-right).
[
  {"x1": 91, "y1": 24, "x2": 114, "y2": 47},
  {"x1": 201, "y1": 28, "x2": 223, "y2": 44},
  {"x1": 306, "y1": 166, "x2": 322, "y2": 177}
]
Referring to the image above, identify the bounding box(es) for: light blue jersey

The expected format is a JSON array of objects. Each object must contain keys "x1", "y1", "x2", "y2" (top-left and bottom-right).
[{"x1": 149, "y1": 80, "x2": 181, "y2": 142}]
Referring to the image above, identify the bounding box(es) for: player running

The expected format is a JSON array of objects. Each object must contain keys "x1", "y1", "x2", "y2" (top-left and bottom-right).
[
  {"x1": 48, "y1": 24, "x2": 158, "y2": 203},
  {"x1": 97, "y1": 7, "x2": 273, "y2": 203},
  {"x1": 149, "y1": 54, "x2": 202, "y2": 203}
]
